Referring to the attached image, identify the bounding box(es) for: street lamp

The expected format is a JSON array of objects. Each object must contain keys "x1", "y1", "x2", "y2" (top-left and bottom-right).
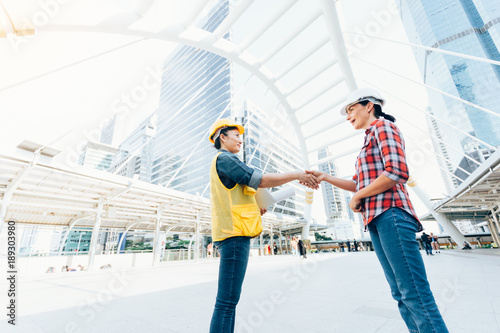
[{"x1": 77, "y1": 232, "x2": 86, "y2": 253}]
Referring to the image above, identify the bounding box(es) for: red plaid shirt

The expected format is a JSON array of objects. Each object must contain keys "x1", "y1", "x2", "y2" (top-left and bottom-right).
[{"x1": 352, "y1": 119, "x2": 421, "y2": 229}]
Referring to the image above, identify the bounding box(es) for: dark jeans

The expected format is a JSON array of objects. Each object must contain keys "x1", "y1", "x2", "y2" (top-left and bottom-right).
[
  {"x1": 424, "y1": 242, "x2": 433, "y2": 255},
  {"x1": 368, "y1": 208, "x2": 448, "y2": 333},
  {"x1": 210, "y1": 236, "x2": 251, "y2": 333}
]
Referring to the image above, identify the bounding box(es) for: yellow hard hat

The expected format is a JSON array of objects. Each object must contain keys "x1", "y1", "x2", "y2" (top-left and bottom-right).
[{"x1": 208, "y1": 118, "x2": 245, "y2": 143}]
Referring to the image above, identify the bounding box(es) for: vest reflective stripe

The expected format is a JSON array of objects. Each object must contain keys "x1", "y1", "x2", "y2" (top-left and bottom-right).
[{"x1": 210, "y1": 152, "x2": 263, "y2": 242}]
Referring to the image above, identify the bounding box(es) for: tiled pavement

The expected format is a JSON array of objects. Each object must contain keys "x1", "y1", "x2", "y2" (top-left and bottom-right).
[{"x1": 1, "y1": 249, "x2": 499, "y2": 332}]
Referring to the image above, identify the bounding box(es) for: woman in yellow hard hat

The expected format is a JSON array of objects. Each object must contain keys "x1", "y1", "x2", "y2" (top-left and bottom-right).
[
  {"x1": 307, "y1": 88, "x2": 448, "y2": 332},
  {"x1": 208, "y1": 118, "x2": 318, "y2": 333}
]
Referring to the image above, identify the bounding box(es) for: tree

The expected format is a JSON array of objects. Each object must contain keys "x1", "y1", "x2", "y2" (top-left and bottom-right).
[{"x1": 315, "y1": 232, "x2": 332, "y2": 241}]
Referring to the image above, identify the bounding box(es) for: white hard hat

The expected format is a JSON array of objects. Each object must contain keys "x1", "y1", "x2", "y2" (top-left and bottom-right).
[{"x1": 340, "y1": 87, "x2": 385, "y2": 116}]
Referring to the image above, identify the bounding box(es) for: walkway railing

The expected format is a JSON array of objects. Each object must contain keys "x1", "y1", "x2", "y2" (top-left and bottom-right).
[{"x1": 18, "y1": 250, "x2": 155, "y2": 257}]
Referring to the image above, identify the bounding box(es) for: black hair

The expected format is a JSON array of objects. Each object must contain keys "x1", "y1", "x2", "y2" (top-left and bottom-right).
[
  {"x1": 358, "y1": 100, "x2": 396, "y2": 122},
  {"x1": 213, "y1": 126, "x2": 239, "y2": 150}
]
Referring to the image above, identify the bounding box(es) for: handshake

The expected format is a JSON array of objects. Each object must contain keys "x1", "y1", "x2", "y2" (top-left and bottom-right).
[{"x1": 297, "y1": 170, "x2": 325, "y2": 190}]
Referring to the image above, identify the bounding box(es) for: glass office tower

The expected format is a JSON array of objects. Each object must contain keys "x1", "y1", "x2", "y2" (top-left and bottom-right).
[
  {"x1": 398, "y1": 0, "x2": 500, "y2": 186},
  {"x1": 242, "y1": 100, "x2": 305, "y2": 217},
  {"x1": 318, "y1": 148, "x2": 363, "y2": 239},
  {"x1": 318, "y1": 149, "x2": 346, "y2": 222},
  {"x1": 150, "y1": 0, "x2": 232, "y2": 195},
  {"x1": 110, "y1": 115, "x2": 157, "y2": 182}
]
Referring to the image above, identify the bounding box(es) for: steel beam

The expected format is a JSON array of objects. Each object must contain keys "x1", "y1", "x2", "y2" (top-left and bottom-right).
[{"x1": 408, "y1": 178, "x2": 468, "y2": 247}]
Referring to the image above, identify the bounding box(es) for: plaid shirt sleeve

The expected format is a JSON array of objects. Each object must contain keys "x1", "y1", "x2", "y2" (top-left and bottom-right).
[{"x1": 373, "y1": 121, "x2": 409, "y2": 183}]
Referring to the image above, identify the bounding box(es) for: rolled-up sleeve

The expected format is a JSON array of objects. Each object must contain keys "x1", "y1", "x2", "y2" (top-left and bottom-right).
[
  {"x1": 248, "y1": 170, "x2": 263, "y2": 190},
  {"x1": 217, "y1": 152, "x2": 262, "y2": 190},
  {"x1": 373, "y1": 121, "x2": 409, "y2": 183}
]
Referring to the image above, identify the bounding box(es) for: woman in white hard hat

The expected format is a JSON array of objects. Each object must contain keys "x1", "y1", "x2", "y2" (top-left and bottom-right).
[
  {"x1": 307, "y1": 88, "x2": 448, "y2": 332},
  {"x1": 208, "y1": 118, "x2": 318, "y2": 333}
]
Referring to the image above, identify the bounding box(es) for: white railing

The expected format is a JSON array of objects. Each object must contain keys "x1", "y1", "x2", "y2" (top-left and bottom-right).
[{"x1": 160, "y1": 249, "x2": 213, "y2": 262}]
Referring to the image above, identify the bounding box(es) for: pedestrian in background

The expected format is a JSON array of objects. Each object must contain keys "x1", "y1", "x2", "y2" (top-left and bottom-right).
[
  {"x1": 298, "y1": 238, "x2": 307, "y2": 259},
  {"x1": 430, "y1": 232, "x2": 440, "y2": 253},
  {"x1": 421, "y1": 232, "x2": 433, "y2": 256},
  {"x1": 291, "y1": 236, "x2": 299, "y2": 257}
]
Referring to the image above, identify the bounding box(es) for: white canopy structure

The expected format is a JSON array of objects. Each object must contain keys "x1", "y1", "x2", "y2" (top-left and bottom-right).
[{"x1": 1, "y1": 0, "x2": 499, "y2": 267}]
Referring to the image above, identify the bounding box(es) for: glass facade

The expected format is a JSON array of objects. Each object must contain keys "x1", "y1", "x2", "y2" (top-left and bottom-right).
[
  {"x1": 242, "y1": 100, "x2": 305, "y2": 218},
  {"x1": 82, "y1": 0, "x2": 305, "y2": 221},
  {"x1": 79, "y1": 142, "x2": 119, "y2": 171},
  {"x1": 99, "y1": 114, "x2": 116, "y2": 145},
  {"x1": 110, "y1": 115, "x2": 157, "y2": 182},
  {"x1": 398, "y1": 0, "x2": 500, "y2": 187},
  {"x1": 317, "y1": 148, "x2": 364, "y2": 239},
  {"x1": 318, "y1": 149, "x2": 345, "y2": 221},
  {"x1": 63, "y1": 230, "x2": 91, "y2": 252},
  {"x1": 150, "y1": 0, "x2": 232, "y2": 195}
]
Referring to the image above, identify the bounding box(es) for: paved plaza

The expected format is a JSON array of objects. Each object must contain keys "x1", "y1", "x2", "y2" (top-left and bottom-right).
[{"x1": 1, "y1": 249, "x2": 499, "y2": 333}]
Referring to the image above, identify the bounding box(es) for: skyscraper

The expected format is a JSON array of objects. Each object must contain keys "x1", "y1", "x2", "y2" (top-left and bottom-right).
[
  {"x1": 425, "y1": 108, "x2": 458, "y2": 192},
  {"x1": 110, "y1": 115, "x2": 157, "y2": 182},
  {"x1": 99, "y1": 114, "x2": 116, "y2": 145},
  {"x1": 78, "y1": 141, "x2": 119, "y2": 171},
  {"x1": 150, "y1": 0, "x2": 232, "y2": 195},
  {"x1": 398, "y1": 0, "x2": 500, "y2": 186},
  {"x1": 80, "y1": 1, "x2": 305, "y2": 222},
  {"x1": 242, "y1": 100, "x2": 305, "y2": 217},
  {"x1": 318, "y1": 149, "x2": 345, "y2": 221},
  {"x1": 317, "y1": 148, "x2": 364, "y2": 239}
]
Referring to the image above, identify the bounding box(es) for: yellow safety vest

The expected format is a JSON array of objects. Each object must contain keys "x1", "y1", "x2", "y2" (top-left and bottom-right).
[{"x1": 210, "y1": 152, "x2": 263, "y2": 242}]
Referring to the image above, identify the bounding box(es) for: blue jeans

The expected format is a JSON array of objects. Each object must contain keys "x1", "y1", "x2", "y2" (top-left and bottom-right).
[
  {"x1": 210, "y1": 236, "x2": 251, "y2": 333},
  {"x1": 368, "y1": 208, "x2": 448, "y2": 333}
]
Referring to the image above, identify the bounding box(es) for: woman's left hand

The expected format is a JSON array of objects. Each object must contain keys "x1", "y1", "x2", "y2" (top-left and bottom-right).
[
  {"x1": 349, "y1": 193, "x2": 363, "y2": 213},
  {"x1": 260, "y1": 208, "x2": 267, "y2": 216}
]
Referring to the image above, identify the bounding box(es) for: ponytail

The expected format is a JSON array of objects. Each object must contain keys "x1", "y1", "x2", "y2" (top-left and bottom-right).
[
  {"x1": 376, "y1": 106, "x2": 396, "y2": 122},
  {"x1": 358, "y1": 101, "x2": 396, "y2": 122}
]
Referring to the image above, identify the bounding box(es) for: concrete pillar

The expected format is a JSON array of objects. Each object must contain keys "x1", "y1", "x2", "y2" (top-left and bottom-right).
[
  {"x1": 278, "y1": 231, "x2": 283, "y2": 254},
  {"x1": 407, "y1": 177, "x2": 468, "y2": 247},
  {"x1": 302, "y1": 190, "x2": 314, "y2": 240},
  {"x1": 259, "y1": 232, "x2": 264, "y2": 256},
  {"x1": 270, "y1": 226, "x2": 273, "y2": 256},
  {"x1": 88, "y1": 199, "x2": 103, "y2": 272},
  {"x1": 490, "y1": 210, "x2": 500, "y2": 243},
  {"x1": 195, "y1": 214, "x2": 200, "y2": 261},
  {"x1": 188, "y1": 234, "x2": 195, "y2": 260},
  {"x1": 284, "y1": 234, "x2": 290, "y2": 255},
  {"x1": 152, "y1": 207, "x2": 163, "y2": 266}
]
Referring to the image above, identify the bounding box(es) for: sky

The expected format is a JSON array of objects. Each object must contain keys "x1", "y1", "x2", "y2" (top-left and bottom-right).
[{"x1": 0, "y1": 0, "x2": 445, "y2": 233}]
